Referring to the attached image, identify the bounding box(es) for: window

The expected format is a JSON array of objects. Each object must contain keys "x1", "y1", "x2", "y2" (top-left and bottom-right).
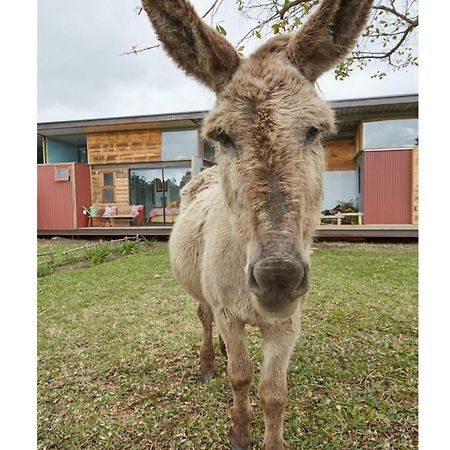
[
  {"x1": 55, "y1": 167, "x2": 70, "y2": 181},
  {"x1": 129, "y1": 166, "x2": 191, "y2": 224},
  {"x1": 46, "y1": 135, "x2": 87, "y2": 163},
  {"x1": 103, "y1": 173, "x2": 113, "y2": 186},
  {"x1": 162, "y1": 130, "x2": 198, "y2": 160},
  {"x1": 37, "y1": 136, "x2": 44, "y2": 164},
  {"x1": 363, "y1": 118, "x2": 418, "y2": 150},
  {"x1": 102, "y1": 172, "x2": 114, "y2": 203},
  {"x1": 103, "y1": 189, "x2": 114, "y2": 203},
  {"x1": 78, "y1": 146, "x2": 88, "y2": 163}
]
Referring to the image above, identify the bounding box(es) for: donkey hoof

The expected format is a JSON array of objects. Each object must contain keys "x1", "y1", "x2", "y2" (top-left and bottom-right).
[
  {"x1": 228, "y1": 442, "x2": 249, "y2": 450},
  {"x1": 200, "y1": 370, "x2": 215, "y2": 383}
]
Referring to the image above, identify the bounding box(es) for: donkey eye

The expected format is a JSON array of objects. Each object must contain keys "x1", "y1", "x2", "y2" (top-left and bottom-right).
[
  {"x1": 218, "y1": 131, "x2": 236, "y2": 151},
  {"x1": 304, "y1": 127, "x2": 320, "y2": 145}
]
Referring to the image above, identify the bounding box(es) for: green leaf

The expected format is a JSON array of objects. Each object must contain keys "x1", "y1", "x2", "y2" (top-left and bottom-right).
[{"x1": 216, "y1": 25, "x2": 227, "y2": 36}]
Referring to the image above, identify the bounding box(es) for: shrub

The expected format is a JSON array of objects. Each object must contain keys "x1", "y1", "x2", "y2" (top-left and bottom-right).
[
  {"x1": 86, "y1": 244, "x2": 112, "y2": 266},
  {"x1": 119, "y1": 239, "x2": 139, "y2": 255},
  {"x1": 140, "y1": 237, "x2": 156, "y2": 250},
  {"x1": 38, "y1": 263, "x2": 55, "y2": 278}
]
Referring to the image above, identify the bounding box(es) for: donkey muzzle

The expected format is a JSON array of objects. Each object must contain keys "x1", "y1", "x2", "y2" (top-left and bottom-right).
[{"x1": 247, "y1": 257, "x2": 309, "y2": 314}]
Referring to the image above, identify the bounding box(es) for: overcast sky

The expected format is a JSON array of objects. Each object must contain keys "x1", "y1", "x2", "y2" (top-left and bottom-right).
[{"x1": 38, "y1": 0, "x2": 418, "y2": 123}]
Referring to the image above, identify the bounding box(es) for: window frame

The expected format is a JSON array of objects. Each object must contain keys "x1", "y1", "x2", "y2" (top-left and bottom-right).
[
  {"x1": 129, "y1": 165, "x2": 192, "y2": 223},
  {"x1": 361, "y1": 117, "x2": 418, "y2": 151},
  {"x1": 54, "y1": 166, "x2": 70, "y2": 181},
  {"x1": 102, "y1": 172, "x2": 115, "y2": 203},
  {"x1": 161, "y1": 128, "x2": 200, "y2": 161}
]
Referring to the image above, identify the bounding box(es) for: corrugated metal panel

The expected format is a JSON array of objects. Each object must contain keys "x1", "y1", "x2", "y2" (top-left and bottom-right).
[
  {"x1": 74, "y1": 164, "x2": 92, "y2": 228},
  {"x1": 364, "y1": 150, "x2": 412, "y2": 224},
  {"x1": 37, "y1": 164, "x2": 75, "y2": 230},
  {"x1": 323, "y1": 170, "x2": 358, "y2": 210}
]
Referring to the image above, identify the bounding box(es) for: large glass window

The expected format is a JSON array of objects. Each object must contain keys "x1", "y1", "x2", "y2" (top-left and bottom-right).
[
  {"x1": 46, "y1": 135, "x2": 87, "y2": 163},
  {"x1": 129, "y1": 166, "x2": 191, "y2": 224},
  {"x1": 363, "y1": 118, "x2": 418, "y2": 149},
  {"x1": 162, "y1": 129, "x2": 198, "y2": 160}
]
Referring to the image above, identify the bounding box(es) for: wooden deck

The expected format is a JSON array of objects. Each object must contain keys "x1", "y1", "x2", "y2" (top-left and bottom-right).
[
  {"x1": 38, "y1": 224, "x2": 418, "y2": 240},
  {"x1": 315, "y1": 225, "x2": 418, "y2": 239}
]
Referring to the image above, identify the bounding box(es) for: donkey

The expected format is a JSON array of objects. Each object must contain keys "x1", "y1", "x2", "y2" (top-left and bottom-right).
[{"x1": 141, "y1": 0, "x2": 373, "y2": 448}]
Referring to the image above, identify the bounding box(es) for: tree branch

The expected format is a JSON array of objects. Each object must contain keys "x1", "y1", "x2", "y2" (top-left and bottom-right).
[
  {"x1": 127, "y1": 0, "x2": 418, "y2": 79},
  {"x1": 279, "y1": 0, "x2": 311, "y2": 19},
  {"x1": 202, "y1": 0, "x2": 223, "y2": 19},
  {"x1": 354, "y1": 22, "x2": 416, "y2": 60},
  {"x1": 373, "y1": 5, "x2": 417, "y2": 26},
  {"x1": 120, "y1": 43, "x2": 161, "y2": 56}
]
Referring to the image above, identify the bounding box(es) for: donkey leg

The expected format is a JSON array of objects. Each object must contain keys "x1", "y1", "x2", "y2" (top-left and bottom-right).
[
  {"x1": 196, "y1": 302, "x2": 216, "y2": 383},
  {"x1": 259, "y1": 320, "x2": 300, "y2": 450},
  {"x1": 216, "y1": 318, "x2": 253, "y2": 450}
]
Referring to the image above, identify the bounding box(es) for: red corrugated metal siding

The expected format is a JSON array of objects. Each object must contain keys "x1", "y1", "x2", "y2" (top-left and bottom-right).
[
  {"x1": 74, "y1": 164, "x2": 91, "y2": 228},
  {"x1": 38, "y1": 164, "x2": 75, "y2": 230},
  {"x1": 364, "y1": 150, "x2": 412, "y2": 224}
]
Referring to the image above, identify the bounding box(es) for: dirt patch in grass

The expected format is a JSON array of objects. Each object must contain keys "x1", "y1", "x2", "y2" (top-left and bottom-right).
[{"x1": 52, "y1": 254, "x2": 141, "y2": 274}]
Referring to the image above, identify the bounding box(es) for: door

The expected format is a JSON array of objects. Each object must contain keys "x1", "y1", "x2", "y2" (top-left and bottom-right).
[{"x1": 129, "y1": 166, "x2": 191, "y2": 224}]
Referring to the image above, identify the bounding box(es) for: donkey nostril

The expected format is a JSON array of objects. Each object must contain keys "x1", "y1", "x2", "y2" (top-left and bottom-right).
[
  {"x1": 247, "y1": 264, "x2": 260, "y2": 291},
  {"x1": 295, "y1": 267, "x2": 310, "y2": 293},
  {"x1": 293, "y1": 264, "x2": 305, "y2": 288}
]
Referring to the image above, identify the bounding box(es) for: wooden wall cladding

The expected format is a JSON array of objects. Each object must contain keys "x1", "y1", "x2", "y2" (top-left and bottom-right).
[
  {"x1": 411, "y1": 146, "x2": 419, "y2": 225},
  {"x1": 91, "y1": 168, "x2": 130, "y2": 206},
  {"x1": 87, "y1": 129, "x2": 161, "y2": 164},
  {"x1": 325, "y1": 139, "x2": 357, "y2": 171}
]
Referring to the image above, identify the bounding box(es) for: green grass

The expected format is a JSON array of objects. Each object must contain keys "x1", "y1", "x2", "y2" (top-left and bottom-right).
[{"x1": 37, "y1": 243, "x2": 417, "y2": 449}]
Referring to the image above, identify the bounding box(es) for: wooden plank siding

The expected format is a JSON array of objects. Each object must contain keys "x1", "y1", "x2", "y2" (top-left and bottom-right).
[
  {"x1": 91, "y1": 168, "x2": 130, "y2": 206},
  {"x1": 324, "y1": 139, "x2": 357, "y2": 171},
  {"x1": 87, "y1": 129, "x2": 162, "y2": 165}
]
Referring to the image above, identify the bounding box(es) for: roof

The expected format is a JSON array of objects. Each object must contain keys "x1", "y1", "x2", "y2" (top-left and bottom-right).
[
  {"x1": 330, "y1": 94, "x2": 418, "y2": 138},
  {"x1": 38, "y1": 94, "x2": 418, "y2": 138}
]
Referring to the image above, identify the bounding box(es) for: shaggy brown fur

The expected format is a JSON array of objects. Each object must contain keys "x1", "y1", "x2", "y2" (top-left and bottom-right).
[
  {"x1": 286, "y1": 0, "x2": 374, "y2": 80},
  {"x1": 141, "y1": 1, "x2": 373, "y2": 448}
]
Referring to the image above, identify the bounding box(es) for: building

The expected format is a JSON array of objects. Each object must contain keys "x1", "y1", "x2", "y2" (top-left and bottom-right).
[{"x1": 37, "y1": 94, "x2": 418, "y2": 239}]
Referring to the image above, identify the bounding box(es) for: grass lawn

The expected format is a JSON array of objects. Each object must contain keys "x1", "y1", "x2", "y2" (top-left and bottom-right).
[{"x1": 38, "y1": 242, "x2": 418, "y2": 449}]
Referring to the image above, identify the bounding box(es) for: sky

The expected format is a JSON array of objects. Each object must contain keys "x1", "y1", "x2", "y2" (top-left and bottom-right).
[{"x1": 37, "y1": 0, "x2": 418, "y2": 123}]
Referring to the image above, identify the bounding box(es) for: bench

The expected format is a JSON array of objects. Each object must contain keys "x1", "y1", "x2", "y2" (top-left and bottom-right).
[
  {"x1": 320, "y1": 212, "x2": 363, "y2": 225},
  {"x1": 84, "y1": 205, "x2": 144, "y2": 227}
]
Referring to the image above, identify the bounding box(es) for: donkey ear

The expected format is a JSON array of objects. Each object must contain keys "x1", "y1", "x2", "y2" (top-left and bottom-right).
[
  {"x1": 286, "y1": 0, "x2": 373, "y2": 81},
  {"x1": 141, "y1": 0, "x2": 240, "y2": 92}
]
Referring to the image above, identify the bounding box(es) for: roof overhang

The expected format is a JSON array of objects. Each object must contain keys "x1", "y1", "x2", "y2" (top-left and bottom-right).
[
  {"x1": 38, "y1": 111, "x2": 209, "y2": 137},
  {"x1": 331, "y1": 94, "x2": 418, "y2": 138},
  {"x1": 38, "y1": 94, "x2": 418, "y2": 139}
]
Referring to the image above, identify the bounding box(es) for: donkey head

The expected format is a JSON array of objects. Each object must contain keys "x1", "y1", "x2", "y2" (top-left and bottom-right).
[{"x1": 142, "y1": 0, "x2": 373, "y2": 319}]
